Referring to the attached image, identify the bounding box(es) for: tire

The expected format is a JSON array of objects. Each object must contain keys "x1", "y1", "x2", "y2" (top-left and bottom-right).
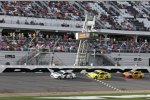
[
  {"x1": 125, "y1": 75, "x2": 129, "y2": 78},
  {"x1": 123, "y1": 74, "x2": 125, "y2": 77},
  {"x1": 57, "y1": 76, "x2": 61, "y2": 79},
  {"x1": 64, "y1": 76, "x2": 67, "y2": 79},
  {"x1": 94, "y1": 76, "x2": 98, "y2": 79},
  {"x1": 70, "y1": 76, "x2": 73, "y2": 79},
  {"x1": 128, "y1": 75, "x2": 132, "y2": 78},
  {"x1": 140, "y1": 76, "x2": 143, "y2": 78},
  {"x1": 106, "y1": 76, "x2": 109, "y2": 79}
]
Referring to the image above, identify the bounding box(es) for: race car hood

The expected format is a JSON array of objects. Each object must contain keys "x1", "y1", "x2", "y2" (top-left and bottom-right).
[
  {"x1": 88, "y1": 72, "x2": 97, "y2": 76},
  {"x1": 123, "y1": 72, "x2": 131, "y2": 75},
  {"x1": 51, "y1": 72, "x2": 61, "y2": 76}
]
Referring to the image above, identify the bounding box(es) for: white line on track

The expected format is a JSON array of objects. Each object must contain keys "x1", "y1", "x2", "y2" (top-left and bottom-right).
[
  {"x1": 94, "y1": 79, "x2": 122, "y2": 92},
  {"x1": 35, "y1": 94, "x2": 150, "y2": 99}
]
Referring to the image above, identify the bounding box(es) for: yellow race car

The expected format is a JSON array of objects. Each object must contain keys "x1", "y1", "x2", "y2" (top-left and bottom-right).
[
  {"x1": 123, "y1": 70, "x2": 144, "y2": 78},
  {"x1": 87, "y1": 70, "x2": 111, "y2": 80}
]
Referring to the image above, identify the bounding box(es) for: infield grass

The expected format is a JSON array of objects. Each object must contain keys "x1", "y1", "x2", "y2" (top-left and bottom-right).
[
  {"x1": 0, "y1": 93, "x2": 150, "y2": 100},
  {"x1": 0, "y1": 97, "x2": 148, "y2": 100}
]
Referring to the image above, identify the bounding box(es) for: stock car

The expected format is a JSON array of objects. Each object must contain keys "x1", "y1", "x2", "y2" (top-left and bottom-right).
[
  {"x1": 50, "y1": 70, "x2": 76, "y2": 79},
  {"x1": 123, "y1": 70, "x2": 144, "y2": 78},
  {"x1": 87, "y1": 70, "x2": 111, "y2": 80}
]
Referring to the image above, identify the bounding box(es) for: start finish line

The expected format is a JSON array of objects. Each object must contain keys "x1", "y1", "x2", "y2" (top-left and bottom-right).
[{"x1": 0, "y1": 65, "x2": 149, "y2": 73}]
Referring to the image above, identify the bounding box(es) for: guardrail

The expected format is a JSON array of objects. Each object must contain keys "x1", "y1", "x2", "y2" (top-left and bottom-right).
[{"x1": 0, "y1": 65, "x2": 149, "y2": 73}]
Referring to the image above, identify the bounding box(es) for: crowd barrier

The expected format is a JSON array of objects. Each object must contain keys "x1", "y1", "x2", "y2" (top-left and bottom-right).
[{"x1": 0, "y1": 65, "x2": 149, "y2": 73}]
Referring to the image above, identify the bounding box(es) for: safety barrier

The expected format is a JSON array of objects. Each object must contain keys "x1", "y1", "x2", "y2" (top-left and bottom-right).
[{"x1": 0, "y1": 65, "x2": 149, "y2": 73}]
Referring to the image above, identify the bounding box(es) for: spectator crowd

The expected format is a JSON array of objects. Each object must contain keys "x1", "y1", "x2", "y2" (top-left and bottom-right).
[
  {"x1": 0, "y1": 1, "x2": 149, "y2": 31},
  {"x1": 0, "y1": 32, "x2": 149, "y2": 53},
  {"x1": 0, "y1": 1, "x2": 149, "y2": 53}
]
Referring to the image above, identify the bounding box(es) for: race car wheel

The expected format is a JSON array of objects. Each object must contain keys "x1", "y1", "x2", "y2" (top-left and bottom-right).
[
  {"x1": 106, "y1": 76, "x2": 109, "y2": 79},
  {"x1": 70, "y1": 76, "x2": 73, "y2": 79},
  {"x1": 123, "y1": 74, "x2": 125, "y2": 77},
  {"x1": 140, "y1": 76, "x2": 143, "y2": 78},
  {"x1": 128, "y1": 75, "x2": 132, "y2": 78},
  {"x1": 57, "y1": 76, "x2": 61, "y2": 79},
  {"x1": 94, "y1": 76, "x2": 98, "y2": 79}
]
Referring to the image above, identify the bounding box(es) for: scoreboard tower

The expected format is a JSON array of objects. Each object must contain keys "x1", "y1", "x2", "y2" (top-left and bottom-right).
[{"x1": 74, "y1": 15, "x2": 98, "y2": 66}]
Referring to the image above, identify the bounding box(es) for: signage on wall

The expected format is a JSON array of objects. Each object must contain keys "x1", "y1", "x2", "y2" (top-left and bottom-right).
[{"x1": 5, "y1": 55, "x2": 15, "y2": 58}]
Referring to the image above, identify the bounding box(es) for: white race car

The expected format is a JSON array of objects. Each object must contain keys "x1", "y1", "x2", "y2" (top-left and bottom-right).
[{"x1": 50, "y1": 70, "x2": 76, "y2": 79}]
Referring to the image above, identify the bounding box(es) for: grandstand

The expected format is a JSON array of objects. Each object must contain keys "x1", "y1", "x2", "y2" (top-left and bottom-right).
[{"x1": 0, "y1": 1, "x2": 150, "y2": 67}]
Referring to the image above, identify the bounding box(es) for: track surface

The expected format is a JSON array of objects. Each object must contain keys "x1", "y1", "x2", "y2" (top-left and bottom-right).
[{"x1": 0, "y1": 73, "x2": 149, "y2": 93}]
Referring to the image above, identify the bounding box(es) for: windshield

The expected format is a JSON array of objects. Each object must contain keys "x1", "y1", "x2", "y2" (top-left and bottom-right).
[
  {"x1": 94, "y1": 71, "x2": 107, "y2": 75},
  {"x1": 94, "y1": 71, "x2": 100, "y2": 74},
  {"x1": 128, "y1": 71, "x2": 141, "y2": 74},
  {"x1": 128, "y1": 71, "x2": 134, "y2": 74},
  {"x1": 57, "y1": 71, "x2": 64, "y2": 74},
  {"x1": 58, "y1": 71, "x2": 72, "y2": 75}
]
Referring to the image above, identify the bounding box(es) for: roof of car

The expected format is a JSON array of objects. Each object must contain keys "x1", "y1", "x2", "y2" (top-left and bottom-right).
[
  {"x1": 59, "y1": 70, "x2": 67, "y2": 72},
  {"x1": 130, "y1": 70, "x2": 141, "y2": 72},
  {"x1": 58, "y1": 70, "x2": 72, "y2": 73},
  {"x1": 95, "y1": 70, "x2": 105, "y2": 73}
]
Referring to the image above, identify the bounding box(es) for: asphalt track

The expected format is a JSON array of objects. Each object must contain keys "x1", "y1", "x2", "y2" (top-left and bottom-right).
[{"x1": 0, "y1": 73, "x2": 149, "y2": 93}]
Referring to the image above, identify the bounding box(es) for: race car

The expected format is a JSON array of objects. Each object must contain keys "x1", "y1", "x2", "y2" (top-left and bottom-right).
[
  {"x1": 86, "y1": 70, "x2": 111, "y2": 80},
  {"x1": 50, "y1": 70, "x2": 76, "y2": 79},
  {"x1": 123, "y1": 70, "x2": 144, "y2": 78}
]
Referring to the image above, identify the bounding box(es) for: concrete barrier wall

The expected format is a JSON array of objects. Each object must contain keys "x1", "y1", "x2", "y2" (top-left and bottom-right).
[
  {"x1": 0, "y1": 51, "x2": 28, "y2": 65},
  {"x1": 0, "y1": 65, "x2": 150, "y2": 73},
  {"x1": 0, "y1": 51, "x2": 150, "y2": 67},
  {"x1": 106, "y1": 53, "x2": 150, "y2": 66},
  {"x1": 0, "y1": 51, "x2": 77, "y2": 65}
]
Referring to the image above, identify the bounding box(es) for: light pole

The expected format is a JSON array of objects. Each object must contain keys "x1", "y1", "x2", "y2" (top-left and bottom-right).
[
  {"x1": 137, "y1": 40, "x2": 148, "y2": 66},
  {"x1": 74, "y1": 15, "x2": 96, "y2": 66}
]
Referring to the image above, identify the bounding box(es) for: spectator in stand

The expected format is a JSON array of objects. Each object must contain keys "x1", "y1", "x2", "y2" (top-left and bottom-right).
[
  {"x1": 0, "y1": 32, "x2": 149, "y2": 53},
  {"x1": 0, "y1": 1, "x2": 149, "y2": 31}
]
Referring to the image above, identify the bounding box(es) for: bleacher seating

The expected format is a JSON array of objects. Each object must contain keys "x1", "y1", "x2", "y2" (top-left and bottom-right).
[{"x1": 0, "y1": 1, "x2": 149, "y2": 31}]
